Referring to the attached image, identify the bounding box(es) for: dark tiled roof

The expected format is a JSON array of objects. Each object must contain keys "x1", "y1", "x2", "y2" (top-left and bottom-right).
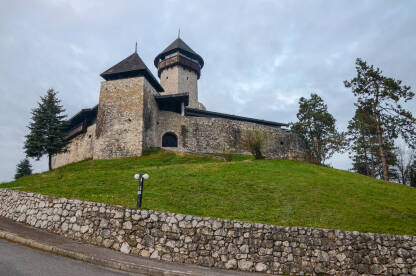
[
  {"x1": 154, "y1": 38, "x2": 204, "y2": 68},
  {"x1": 185, "y1": 108, "x2": 288, "y2": 128},
  {"x1": 65, "y1": 105, "x2": 98, "y2": 140},
  {"x1": 101, "y1": 52, "x2": 164, "y2": 92}
]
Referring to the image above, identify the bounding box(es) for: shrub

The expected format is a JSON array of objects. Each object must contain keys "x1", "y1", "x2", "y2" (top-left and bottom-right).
[{"x1": 241, "y1": 130, "x2": 267, "y2": 160}]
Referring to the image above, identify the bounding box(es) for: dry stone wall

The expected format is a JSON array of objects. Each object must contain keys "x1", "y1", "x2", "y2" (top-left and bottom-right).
[{"x1": 1, "y1": 189, "x2": 415, "y2": 275}]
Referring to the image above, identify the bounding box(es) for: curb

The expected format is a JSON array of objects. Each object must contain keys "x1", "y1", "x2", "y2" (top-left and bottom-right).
[{"x1": 0, "y1": 230, "x2": 192, "y2": 276}]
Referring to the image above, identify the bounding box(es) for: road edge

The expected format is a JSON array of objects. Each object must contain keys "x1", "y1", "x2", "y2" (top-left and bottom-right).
[{"x1": 0, "y1": 230, "x2": 191, "y2": 276}]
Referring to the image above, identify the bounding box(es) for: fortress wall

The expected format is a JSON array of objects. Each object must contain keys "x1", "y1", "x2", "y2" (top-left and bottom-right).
[
  {"x1": 142, "y1": 79, "x2": 160, "y2": 150},
  {"x1": 156, "y1": 111, "x2": 305, "y2": 160},
  {"x1": 51, "y1": 124, "x2": 96, "y2": 169},
  {"x1": 1, "y1": 189, "x2": 415, "y2": 275},
  {"x1": 93, "y1": 77, "x2": 145, "y2": 160}
]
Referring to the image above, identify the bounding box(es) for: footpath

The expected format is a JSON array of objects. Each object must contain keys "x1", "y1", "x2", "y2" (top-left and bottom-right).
[{"x1": 0, "y1": 217, "x2": 264, "y2": 276}]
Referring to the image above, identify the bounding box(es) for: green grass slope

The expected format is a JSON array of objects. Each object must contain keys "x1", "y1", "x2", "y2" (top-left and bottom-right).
[{"x1": 2, "y1": 150, "x2": 415, "y2": 235}]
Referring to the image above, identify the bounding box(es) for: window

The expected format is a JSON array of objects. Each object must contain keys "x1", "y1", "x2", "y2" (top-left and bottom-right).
[{"x1": 162, "y1": 132, "x2": 178, "y2": 147}]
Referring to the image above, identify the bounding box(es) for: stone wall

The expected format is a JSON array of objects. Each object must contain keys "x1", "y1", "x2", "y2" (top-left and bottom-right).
[
  {"x1": 93, "y1": 77, "x2": 146, "y2": 160},
  {"x1": 1, "y1": 189, "x2": 414, "y2": 275},
  {"x1": 159, "y1": 64, "x2": 201, "y2": 109},
  {"x1": 156, "y1": 111, "x2": 305, "y2": 160},
  {"x1": 142, "y1": 79, "x2": 160, "y2": 150},
  {"x1": 51, "y1": 124, "x2": 96, "y2": 169}
]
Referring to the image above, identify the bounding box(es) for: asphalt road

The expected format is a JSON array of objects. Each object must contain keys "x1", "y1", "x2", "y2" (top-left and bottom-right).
[{"x1": 0, "y1": 239, "x2": 144, "y2": 276}]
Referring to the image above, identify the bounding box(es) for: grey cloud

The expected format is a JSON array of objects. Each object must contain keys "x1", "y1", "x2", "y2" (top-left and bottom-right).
[{"x1": 1, "y1": 0, "x2": 415, "y2": 181}]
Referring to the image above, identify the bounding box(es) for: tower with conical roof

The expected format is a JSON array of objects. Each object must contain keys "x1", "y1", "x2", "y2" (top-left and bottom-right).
[
  {"x1": 94, "y1": 49, "x2": 163, "y2": 160},
  {"x1": 154, "y1": 36, "x2": 204, "y2": 109}
]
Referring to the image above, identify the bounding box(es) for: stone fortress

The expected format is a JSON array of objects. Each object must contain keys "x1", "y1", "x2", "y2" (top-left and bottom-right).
[{"x1": 52, "y1": 36, "x2": 305, "y2": 169}]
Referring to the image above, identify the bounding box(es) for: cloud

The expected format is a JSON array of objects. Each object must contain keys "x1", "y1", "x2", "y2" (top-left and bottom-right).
[{"x1": 0, "y1": 0, "x2": 415, "y2": 182}]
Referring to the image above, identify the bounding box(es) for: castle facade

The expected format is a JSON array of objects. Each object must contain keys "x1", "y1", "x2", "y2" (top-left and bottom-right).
[{"x1": 52, "y1": 37, "x2": 305, "y2": 169}]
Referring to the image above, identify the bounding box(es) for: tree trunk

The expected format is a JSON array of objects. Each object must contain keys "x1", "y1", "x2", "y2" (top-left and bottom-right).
[
  {"x1": 376, "y1": 123, "x2": 389, "y2": 181},
  {"x1": 364, "y1": 149, "x2": 370, "y2": 176},
  {"x1": 370, "y1": 150, "x2": 375, "y2": 178},
  {"x1": 48, "y1": 154, "x2": 52, "y2": 171}
]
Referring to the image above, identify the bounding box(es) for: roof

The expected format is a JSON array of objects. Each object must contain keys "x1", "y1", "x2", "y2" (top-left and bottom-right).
[
  {"x1": 101, "y1": 52, "x2": 164, "y2": 92},
  {"x1": 154, "y1": 38, "x2": 204, "y2": 68},
  {"x1": 68, "y1": 105, "x2": 98, "y2": 126},
  {"x1": 185, "y1": 108, "x2": 288, "y2": 128},
  {"x1": 65, "y1": 105, "x2": 98, "y2": 140},
  {"x1": 155, "y1": 93, "x2": 189, "y2": 113}
]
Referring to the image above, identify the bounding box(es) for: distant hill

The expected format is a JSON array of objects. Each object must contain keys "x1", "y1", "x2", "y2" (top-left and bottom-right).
[{"x1": 3, "y1": 149, "x2": 415, "y2": 235}]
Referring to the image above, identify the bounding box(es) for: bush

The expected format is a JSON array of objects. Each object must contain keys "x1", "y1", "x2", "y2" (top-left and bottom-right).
[{"x1": 241, "y1": 130, "x2": 267, "y2": 160}]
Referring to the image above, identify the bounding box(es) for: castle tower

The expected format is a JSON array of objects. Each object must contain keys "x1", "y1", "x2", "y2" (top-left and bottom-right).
[
  {"x1": 94, "y1": 50, "x2": 163, "y2": 160},
  {"x1": 154, "y1": 37, "x2": 205, "y2": 109}
]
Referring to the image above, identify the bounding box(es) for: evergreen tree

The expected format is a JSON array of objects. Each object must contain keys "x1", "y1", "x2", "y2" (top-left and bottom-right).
[
  {"x1": 291, "y1": 93, "x2": 345, "y2": 165},
  {"x1": 15, "y1": 158, "x2": 32, "y2": 179},
  {"x1": 24, "y1": 89, "x2": 68, "y2": 171},
  {"x1": 345, "y1": 58, "x2": 416, "y2": 181},
  {"x1": 347, "y1": 103, "x2": 398, "y2": 179}
]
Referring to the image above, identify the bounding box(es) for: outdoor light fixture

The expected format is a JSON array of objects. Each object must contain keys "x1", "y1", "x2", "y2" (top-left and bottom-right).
[{"x1": 134, "y1": 173, "x2": 149, "y2": 209}]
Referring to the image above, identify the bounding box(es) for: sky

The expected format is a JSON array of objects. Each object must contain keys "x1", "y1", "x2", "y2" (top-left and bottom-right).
[{"x1": 0, "y1": 0, "x2": 415, "y2": 182}]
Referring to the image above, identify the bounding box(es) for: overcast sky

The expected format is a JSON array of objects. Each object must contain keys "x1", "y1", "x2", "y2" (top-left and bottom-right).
[{"x1": 1, "y1": 0, "x2": 415, "y2": 182}]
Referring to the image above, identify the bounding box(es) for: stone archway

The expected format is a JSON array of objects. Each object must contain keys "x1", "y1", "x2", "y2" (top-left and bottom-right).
[{"x1": 162, "y1": 132, "x2": 178, "y2": 147}]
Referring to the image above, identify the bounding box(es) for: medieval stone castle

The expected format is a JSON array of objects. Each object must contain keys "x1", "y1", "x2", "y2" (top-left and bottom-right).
[{"x1": 51, "y1": 37, "x2": 305, "y2": 169}]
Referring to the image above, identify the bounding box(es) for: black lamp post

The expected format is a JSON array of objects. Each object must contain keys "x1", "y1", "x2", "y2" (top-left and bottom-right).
[{"x1": 134, "y1": 173, "x2": 149, "y2": 209}]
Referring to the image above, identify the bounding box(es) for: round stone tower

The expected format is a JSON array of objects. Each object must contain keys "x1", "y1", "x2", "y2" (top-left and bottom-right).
[{"x1": 154, "y1": 37, "x2": 205, "y2": 109}]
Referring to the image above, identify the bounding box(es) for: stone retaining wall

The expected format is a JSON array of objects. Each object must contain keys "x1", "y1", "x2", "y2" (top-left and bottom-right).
[{"x1": 0, "y1": 189, "x2": 415, "y2": 275}]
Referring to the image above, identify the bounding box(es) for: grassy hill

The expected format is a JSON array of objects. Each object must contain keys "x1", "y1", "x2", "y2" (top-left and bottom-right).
[{"x1": 2, "y1": 149, "x2": 416, "y2": 235}]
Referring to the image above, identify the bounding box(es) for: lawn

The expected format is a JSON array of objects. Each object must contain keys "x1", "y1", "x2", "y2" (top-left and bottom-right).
[{"x1": 2, "y1": 149, "x2": 416, "y2": 235}]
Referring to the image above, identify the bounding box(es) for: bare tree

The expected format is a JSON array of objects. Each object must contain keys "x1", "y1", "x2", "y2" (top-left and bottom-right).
[{"x1": 394, "y1": 147, "x2": 415, "y2": 185}]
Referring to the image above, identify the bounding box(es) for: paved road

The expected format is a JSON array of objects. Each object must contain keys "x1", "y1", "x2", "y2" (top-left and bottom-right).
[{"x1": 0, "y1": 239, "x2": 144, "y2": 276}]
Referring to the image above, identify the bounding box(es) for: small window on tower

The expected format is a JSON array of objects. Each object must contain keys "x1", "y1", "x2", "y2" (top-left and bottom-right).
[
  {"x1": 187, "y1": 77, "x2": 189, "y2": 80},
  {"x1": 166, "y1": 76, "x2": 168, "y2": 79}
]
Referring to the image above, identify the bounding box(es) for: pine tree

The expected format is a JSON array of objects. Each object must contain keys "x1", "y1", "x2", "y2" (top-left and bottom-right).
[
  {"x1": 291, "y1": 93, "x2": 345, "y2": 165},
  {"x1": 345, "y1": 58, "x2": 416, "y2": 181},
  {"x1": 15, "y1": 158, "x2": 32, "y2": 179},
  {"x1": 347, "y1": 103, "x2": 398, "y2": 179},
  {"x1": 24, "y1": 89, "x2": 68, "y2": 171}
]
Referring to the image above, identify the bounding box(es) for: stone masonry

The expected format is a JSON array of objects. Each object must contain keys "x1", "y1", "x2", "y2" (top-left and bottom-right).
[
  {"x1": 51, "y1": 124, "x2": 96, "y2": 169},
  {"x1": 51, "y1": 37, "x2": 307, "y2": 169},
  {"x1": 94, "y1": 77, "x2": 151, "y2": 160},
  {"x1": 1, "y1": 189, "x2": 415, "y2": 275},
  {"x1": 160, "y1": 65, "x2": 201, "y2": 109},
  {"x1": 156, "y1": 111, "x2": 305, "y2": 160}
]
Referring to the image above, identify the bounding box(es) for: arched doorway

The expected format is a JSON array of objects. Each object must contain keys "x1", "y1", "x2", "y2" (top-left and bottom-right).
[{"x1": 162, "y1": 132, "x2": 178, "y2": 147}]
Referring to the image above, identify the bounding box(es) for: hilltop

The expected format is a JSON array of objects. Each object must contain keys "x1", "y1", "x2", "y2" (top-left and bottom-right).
[{"x1": 2, "y1": 150, "x2": 416, "y2": 235}]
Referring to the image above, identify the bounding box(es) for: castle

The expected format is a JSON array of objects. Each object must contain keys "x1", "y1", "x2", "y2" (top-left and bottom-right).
[{"x1": 51, "y1": 36, "x2": 305, "y2": 169}]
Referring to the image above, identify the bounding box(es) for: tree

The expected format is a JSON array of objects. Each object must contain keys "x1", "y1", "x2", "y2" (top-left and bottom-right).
[
  {"x1": 345, "y1": 58, "x2": 416, "y2": 181},
  {"x1": 291, "y1": 93, "x2": 345, "y2": 165},
  {"x1": 347, "y1": 103, "x2": 378, "y2": 177},
  {"x1": 409, "y1": 160, "x2": 416, "y2": 187},
  {"x1": 347, "y1": 103, "x2": 398, "y2": 179},
  {"x1": 14, "y1": 158, "x2": 32, "y2": 179},
  {"x1": 24, "y1": 89, "x2": 68, "y2": 171},
  {"x1": 394, "y1": 148, "x2": 414, "y2": 185}
]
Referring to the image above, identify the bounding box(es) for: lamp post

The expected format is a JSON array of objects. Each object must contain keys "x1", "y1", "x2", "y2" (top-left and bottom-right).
[{"x1": 134, "y1": 173, "x2": 149, "y2": 209}]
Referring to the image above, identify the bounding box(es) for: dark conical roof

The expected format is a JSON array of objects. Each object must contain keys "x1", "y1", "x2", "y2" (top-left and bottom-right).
[
  {"x1": 154, "y1": 38, "x2": 204, "y2": 68},
  {"x1": 101, "y1": 52, "x2": 164, "y2": 92}
]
